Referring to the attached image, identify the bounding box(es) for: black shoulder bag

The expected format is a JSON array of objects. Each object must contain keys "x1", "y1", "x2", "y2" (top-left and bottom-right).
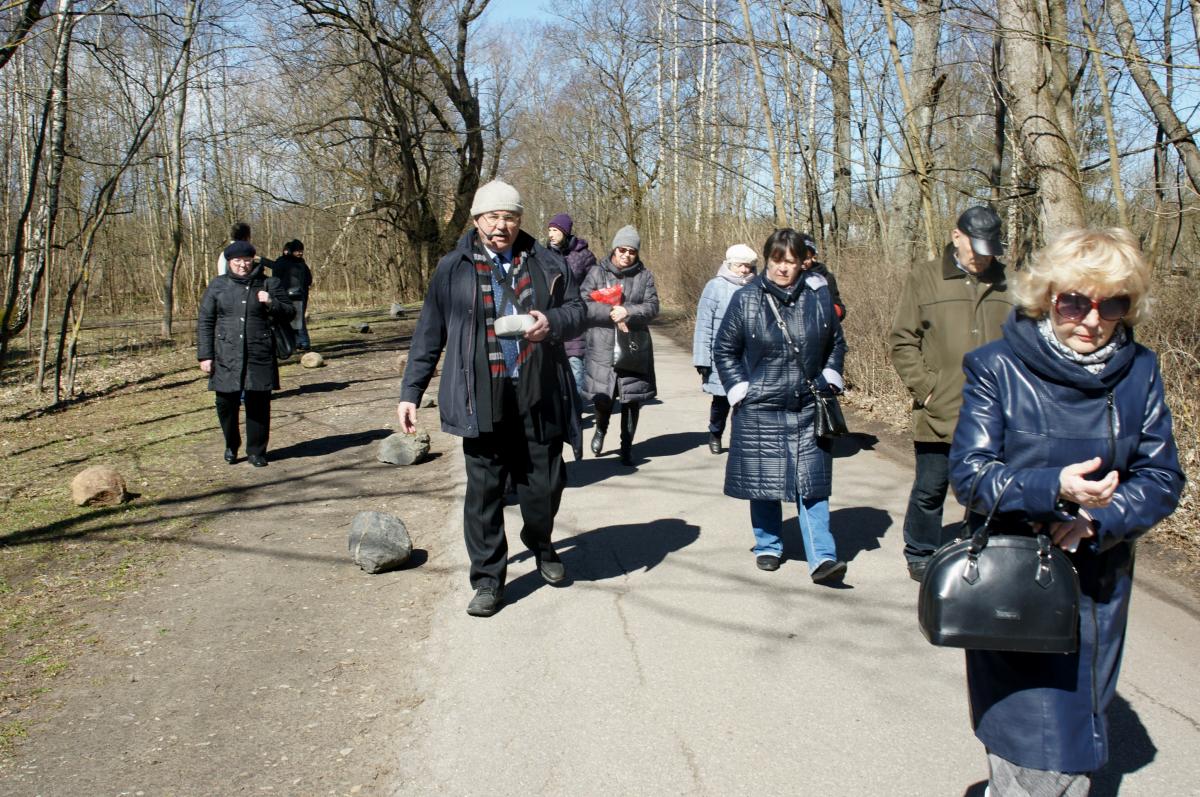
[
  {"x1": 259, "y1": 278, "x2": 296, "y2": 360},
  {"x1": 918, "y1": 463, "x2": 1081, "y2": 654},
  {"x1": 764, "y1": 293, "x2": 848, "y2": 440}
]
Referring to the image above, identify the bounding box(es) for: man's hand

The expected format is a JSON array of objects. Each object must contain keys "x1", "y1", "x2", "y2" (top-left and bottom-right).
[
  {"x1": 257, "y1": 290, "x2": 270, "y2": 303},
  {"x1": 199, "y1": 359, "x2": 213, "y2": 375},
  {"x1": 1059, "y1": 456, "x2": 1119, "y2": 509},
  {"x1": 397, "y1": 401, "x2": 418, "y2": 433},
  {"x1": 524, "y1": 309, "x2": 550, "y2": 342}
]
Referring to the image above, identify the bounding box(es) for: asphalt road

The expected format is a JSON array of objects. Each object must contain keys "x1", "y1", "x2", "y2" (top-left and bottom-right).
[{"x1": 391, "y1": 334, "x2": 1200, "y2": 797}]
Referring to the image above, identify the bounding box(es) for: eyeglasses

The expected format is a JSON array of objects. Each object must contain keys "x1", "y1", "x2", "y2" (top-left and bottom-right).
[
  {"x1": 480, "y1": 213, "x2": 520, "y2": 226},
  {"x1": 1052, "y1": 292, "x2": 1131, "y2": 322},
  {"x1": 614, "y1": 247, "x2": 637, "y2": 256}
]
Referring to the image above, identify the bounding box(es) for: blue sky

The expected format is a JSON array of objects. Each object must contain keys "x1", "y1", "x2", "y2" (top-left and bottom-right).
[{"x1": 482, "y1": 0, "x2": 543, "y2": 22}]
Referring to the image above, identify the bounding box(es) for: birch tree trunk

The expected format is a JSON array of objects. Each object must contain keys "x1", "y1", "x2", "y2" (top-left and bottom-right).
[
  {"x1": 997, "y1": 0, "x2": 1085, "y2": 231},
  {"x1": 824, "y1": 0, "x2": 853, "y2": 245},
  {"x1": 1078, "y1": 0, "x2": 1129, "y2": 227},
  {"x1": 1107, "y1": 0, "x2": 1200, "y2": 195},
  {"x1": 160, "y1": 0, "x2": 198, "y2": 339},
  {"x1": 738, "y1": 0, "x2": 787, "y2": 226}
]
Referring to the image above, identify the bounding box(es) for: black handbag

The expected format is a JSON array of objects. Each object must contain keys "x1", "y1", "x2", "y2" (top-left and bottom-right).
[
  {"x1": 808, "y1": 380, "x2": 848, "y2": 440},
  {"x1": 918, "y1": 465, "x2": 1081, "y2": 654},
  {"x1": 272, "y1": 320, "x2": 297, "y2": 360},
  {"x1": 764, "y1": 293, "x2": 848, "y2": 440},
  {"x1": 614, "y1": 327, "x2": 653, "y2": 375}
]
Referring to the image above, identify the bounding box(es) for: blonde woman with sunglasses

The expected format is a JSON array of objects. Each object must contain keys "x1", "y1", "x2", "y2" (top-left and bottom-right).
[{"x1": 948, "y1": 228, "x2": 1185, "y2": 795}]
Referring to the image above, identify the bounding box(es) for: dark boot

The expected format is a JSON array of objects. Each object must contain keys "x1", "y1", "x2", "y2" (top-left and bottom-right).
[
  {"x1": 708, "y1": 432, "x2": 721, "y2": 454},
  {"x1": 619, "y1": 402, "x2": 640, "y2": 465}
]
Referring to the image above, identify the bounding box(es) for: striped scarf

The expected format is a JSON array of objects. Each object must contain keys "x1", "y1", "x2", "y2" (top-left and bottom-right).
[{"x1": 475, "y1": 242, "x2": 535, "y2": 385}]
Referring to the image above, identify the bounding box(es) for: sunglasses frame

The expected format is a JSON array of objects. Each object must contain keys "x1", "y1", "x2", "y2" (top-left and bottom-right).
[{"x1": 1052, "y1": 291, "x2": 1131, "y2": 322}]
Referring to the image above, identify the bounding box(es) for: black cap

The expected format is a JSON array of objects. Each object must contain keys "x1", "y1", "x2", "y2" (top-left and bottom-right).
[
  {"x1": 956, "y1": 206, "x2": 1004, "y2": 257},
  {"x1": 224, "y1": 241, "x2": 256, "y2": 261}
]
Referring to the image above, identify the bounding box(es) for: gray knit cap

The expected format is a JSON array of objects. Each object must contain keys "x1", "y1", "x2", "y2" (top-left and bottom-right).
[
  {"x1": 611, "y1": 225, "x2": 641, "y2": 251},
  {"x1": 470, "y1": 180, "x2": 523, "y2": 217}
]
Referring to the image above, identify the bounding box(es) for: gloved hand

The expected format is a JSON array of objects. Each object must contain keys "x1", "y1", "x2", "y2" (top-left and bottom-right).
[{"x1": 696, "y1": 365, "x2": 712, "y2": 381}]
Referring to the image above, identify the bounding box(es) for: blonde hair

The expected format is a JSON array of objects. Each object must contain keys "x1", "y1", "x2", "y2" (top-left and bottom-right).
[{"x1": 1014, "y1": 227, "x2": 1152, "y2": 325}]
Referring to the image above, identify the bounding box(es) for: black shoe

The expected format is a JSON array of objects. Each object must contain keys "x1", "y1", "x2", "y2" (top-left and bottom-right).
[
  {"x1": 248, "y1": 454, "x2": 268, "y2": 468},
  {"x1": 907, "y1": 559, "x2": 929, "y2": 583},
  {"x1": 811, "y1": 559, "x2": 847, "y2": 583},
  {"x1": 708, "y1": 433, "x2": 721, "y2": 454},
  {"x1": 756, "y1": 555, "x2": 781, "y2": 571},
  {"x1": 591, "y1": 430, "x2": 605, "y2": 456},
  {"x1": 619, "y1": 446, "x2": 634, "y2": 466},
  {"x1": 224, "y1": 448, "x2": 237, "y2": 464},
  {"x1": 466, "y1": 586, "x2": 504, "y2": 617},
  {"x1": 521, "y1": 533, "x2": 567, "y2": 584}
]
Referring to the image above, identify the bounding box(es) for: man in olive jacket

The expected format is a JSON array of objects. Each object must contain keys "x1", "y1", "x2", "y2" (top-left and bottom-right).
[{"x1": 888, "y1": 207, "x2": 1014, "y2": 581}]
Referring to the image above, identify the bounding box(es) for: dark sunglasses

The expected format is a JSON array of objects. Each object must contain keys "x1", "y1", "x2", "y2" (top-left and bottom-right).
[{"x1": 1053, "y1": 291, "x2": 1131, "y2": 322}]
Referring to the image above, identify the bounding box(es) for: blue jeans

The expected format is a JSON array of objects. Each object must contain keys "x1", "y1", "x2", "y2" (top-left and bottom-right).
[
  {"x1": 750, "y1": 497, "x2": 837, "y2": 573},
  {"x1": 568, "y1": 356, "x2": 587, "y2": 408}
]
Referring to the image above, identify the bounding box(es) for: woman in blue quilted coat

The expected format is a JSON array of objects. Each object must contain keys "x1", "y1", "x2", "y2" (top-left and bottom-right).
[
  {"x1": 949, "y1": 228, "x2": 1184, "y2": 795},
  {"x1": 713, "y1": 228, "x2": 847, "y2": 581},
  {"x1": 692, "y1": 243, "x2": 758, "y2": 454}
]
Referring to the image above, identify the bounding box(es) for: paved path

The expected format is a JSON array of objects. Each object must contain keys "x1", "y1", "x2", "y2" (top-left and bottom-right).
[{"x1": 393, "y1": 334, "x2": 1200, "y2": 797}]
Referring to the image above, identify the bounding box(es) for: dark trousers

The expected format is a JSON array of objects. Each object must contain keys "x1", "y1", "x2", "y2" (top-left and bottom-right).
[
  {"x1": 708, "y1": 395, "x2": 731, "y2": 436},
  {"x1": 215, "y1": 390, "x2": 271, "y2": 455},
  {"x1": 593, "y1": 395, "x2": 641, "y2": 450},
  {"x1": 462, "y1": 385, "x2": 565, "y2": 590},
  {"x1": 903, "y1": 441, "x2": 951, "y2": 562}
]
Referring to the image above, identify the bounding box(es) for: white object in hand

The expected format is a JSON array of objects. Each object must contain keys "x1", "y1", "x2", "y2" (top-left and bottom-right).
[{"x1": 494, "y1": 313, "x2": 535, "y2": 337}]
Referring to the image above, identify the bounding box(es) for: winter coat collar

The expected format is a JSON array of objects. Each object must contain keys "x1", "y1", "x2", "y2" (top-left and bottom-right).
[
  {"x1": 227, "y1": 262, "x2": 266, "y2": 285},
  {"x1": 1003, "y1": 311, "x2": 1136, "y2": 391},
  {"x1": 940, "y1": 242, "x2": 1006, "y2": 285},
  {"x1": 601, "y1": 257, "x2": 645, "y2": 278}
]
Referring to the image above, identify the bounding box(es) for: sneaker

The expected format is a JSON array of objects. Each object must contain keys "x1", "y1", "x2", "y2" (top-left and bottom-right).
[
  {"x1": 708, "y1": 433, "x2": 721, "y2": 454},
  {"x1": 466, "y1": 586, "x2": 504, "y2": 617},
  {"x1": 811, "y1": 559, "x2": 847, "y2": 583},
  {"x1": 756, "y1": 555, "x2": 781, "y2": 571}
]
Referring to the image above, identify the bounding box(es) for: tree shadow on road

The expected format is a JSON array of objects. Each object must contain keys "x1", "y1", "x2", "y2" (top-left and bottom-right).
[
  {"x1": 566, "y1": 431, "x2": 710, "y2": 487},
  {"x1": 268, "y1": 428, "x2": 393, "y2": 460},
  {"x1": 503, "y1": 518, "x2": 700, "y2": 606}
]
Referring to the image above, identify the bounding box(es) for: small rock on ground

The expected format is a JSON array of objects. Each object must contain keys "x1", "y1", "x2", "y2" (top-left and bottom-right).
[
  {"x1": 348, "y1": 511, "x2": 412, "y2": 573},
  {"x1": 300, "y1": 351, "x2": 325, "y2": 368},
  {"x1": 377, "y1": 432, "x2": 431, "y2": 466},
  {"x1": 71, "y1": 466, "x2": 129, "y2": 506}
]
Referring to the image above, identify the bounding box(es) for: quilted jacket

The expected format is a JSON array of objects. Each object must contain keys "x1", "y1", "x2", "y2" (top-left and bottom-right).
[
  {"x1": 713, "y1": 273, "x2": 846, "y2": 501},
  {"x1": 580, "y1": 257, "x2": 660, "y2": 404}
]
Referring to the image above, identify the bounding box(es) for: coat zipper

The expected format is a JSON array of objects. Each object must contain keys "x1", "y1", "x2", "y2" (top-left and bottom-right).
[{"x1": 1105, "y1": 391, "x2": 1116, "y2": 469}]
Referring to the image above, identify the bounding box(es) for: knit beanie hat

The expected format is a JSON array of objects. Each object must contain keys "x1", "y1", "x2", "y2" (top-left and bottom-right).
[
  {"x1": 548, "y1": 213, "x2": 573, "y2": 236},
  {"x1": 724, "y1": 243, "x2": 758, "y2": 265},
  {"x1": 470, "y1": 180, "x2": 523, "y2": 217},
  {"x1": 224, "y1": 241, "x2": 256, "y2": 260},
  {"x1": 611, "y1": 225, "x2": 641, "y2": 251}
]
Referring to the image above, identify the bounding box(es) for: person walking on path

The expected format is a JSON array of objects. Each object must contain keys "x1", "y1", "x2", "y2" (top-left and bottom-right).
[
  {"x1": 271, "y1": 240, "x2": 313, "y2": 350},
  {"x1": 581, "y1": 225, "x2": 660, "y2": 466},
  {"x1": 948, "y1": 228, "x2": 1184, "y2": 795},
  {"x1": 197, "y1": 241, "x2": 294, "y2": 467},
  {"x1": 397, "y1": 180, "x2": 585, "y2": 618},
  {"x1": 889, "y1": 206, "x2": 1014, "y2": 582},
  {"x1": 713, "y1": 228, "x2": 848, "y2": 582},
  {"x1": 796, "y1": 232, "x2": 846, "y2": 320},
  {"x1": 547, "y1": 213, "x2": 596, "y2": 409},
  {"x1": 693, "y1": 243, "x2": 757, "y2": 454}
]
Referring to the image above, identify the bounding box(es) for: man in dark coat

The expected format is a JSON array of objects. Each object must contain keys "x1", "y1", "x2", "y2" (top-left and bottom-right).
[
  {"x1": 398, "y1": 180, "x2": 585, "y2": 617},
  {"x1": 271, "y1": 240, "x2": 313, "y2": 349},
  {"x1": 888, "y1": 206, "x2": 1014, "y2": 581},
  {"x1": 547, "y1": 213, "x2": 596, "y2": 408},
  {"x1": 197, "y1": 241, "x2": 294, "y2": 467}
]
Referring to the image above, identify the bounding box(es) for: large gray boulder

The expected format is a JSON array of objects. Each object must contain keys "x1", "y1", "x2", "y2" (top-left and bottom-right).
[
  {"x1": 348, "y1": 511, "x2": 412, "y2": 573},
  {"x1": 71, "y1": 466, "x2": 129, "y2": 507},
  {"x1": 377, "y1": 431, "x2": 430, "y2": 466}
]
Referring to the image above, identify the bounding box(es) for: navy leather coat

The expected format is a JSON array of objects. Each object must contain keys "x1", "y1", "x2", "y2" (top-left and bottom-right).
[
  {"x1": 949, "y1": 312, "x2": 1184, "y2": 772},
  {"x1": 714, "y1": 273, "x2": 846, "y2": 501}
]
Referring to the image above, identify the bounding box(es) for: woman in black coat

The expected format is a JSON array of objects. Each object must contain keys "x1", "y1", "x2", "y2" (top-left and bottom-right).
[
  {"x1": 949, "y1": 228, "x2": 1184, "y2": 793},
  {"x1": 197, "y1": 241, "x2": 294, "y2": 467},
  {"x1": 713, "y1": 228, "x2": 847, "y2": 581}
]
